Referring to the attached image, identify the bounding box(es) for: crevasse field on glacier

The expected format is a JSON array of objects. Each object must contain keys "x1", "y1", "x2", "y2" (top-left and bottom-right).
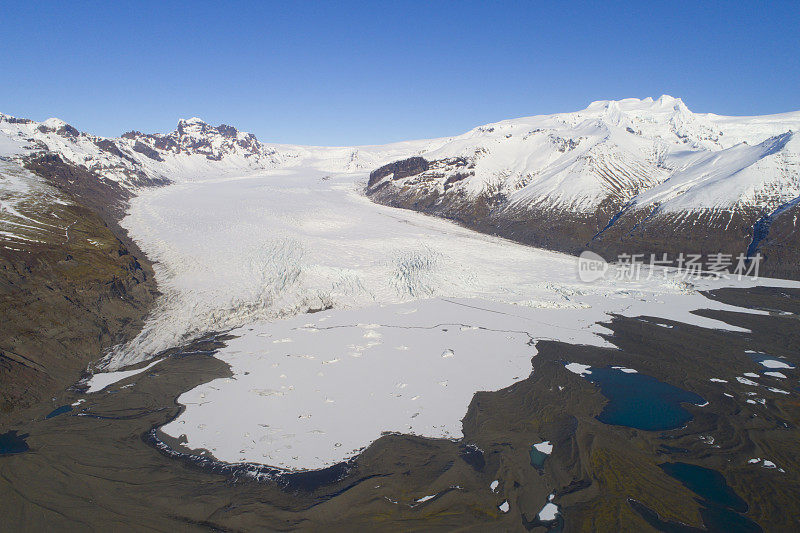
[{"x1": 93, "y1": 167, "x2": 795, "y2": 471}]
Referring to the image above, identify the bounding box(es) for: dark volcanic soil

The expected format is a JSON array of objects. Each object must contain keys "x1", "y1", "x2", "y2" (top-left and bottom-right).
[
  {"x1": 0, "y1": 155, "x2": 159, "y2": 424},
  {"x1": 1, "y1": 287, "x2": 798, "y2": 531}
]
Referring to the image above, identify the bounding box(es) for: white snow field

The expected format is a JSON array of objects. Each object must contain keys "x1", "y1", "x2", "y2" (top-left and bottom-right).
[{"x1": 97, "y1": 166, "x2": 796, "y2": 471}]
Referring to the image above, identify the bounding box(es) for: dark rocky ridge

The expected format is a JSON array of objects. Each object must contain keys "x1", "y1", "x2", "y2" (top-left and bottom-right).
[
  {"x1": 756, "y1": 203, "x2": 800, "y2": 280},
  {"x1": 366, "y1": 157, "x2": 800, "y2": 280},
  {"x1": 368, "y1": 156, "x2": 430, "y2": 188},
  {"x1": 122, "y1": 119, "x2": 268, "y2": 162},
  {"x1": 132, "y1": 141, "x2": 164, "y2": 161}
]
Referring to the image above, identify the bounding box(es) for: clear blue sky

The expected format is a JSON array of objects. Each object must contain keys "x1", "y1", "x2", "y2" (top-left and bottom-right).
[{"x1": 2, "y1": 1, "x2": 798, "y2": 145}]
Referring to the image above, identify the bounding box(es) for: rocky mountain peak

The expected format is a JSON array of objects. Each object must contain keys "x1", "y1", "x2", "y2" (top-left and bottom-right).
[{"x1": 37, "y1": 117, "x2": 80, "y2": 137}]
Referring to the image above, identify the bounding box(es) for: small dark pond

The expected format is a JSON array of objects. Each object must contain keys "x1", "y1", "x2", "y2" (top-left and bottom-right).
[
  {"x1": 529, "y1": 445, "x2": 548, "y2": 469},
  {"x1": 567, "y1": 364, "x2": 706, "y2": 431},
  {"x1": 45, "y1": 404, "x2": 73, "y2": 419},
  {"x1": 660, "y1": 462, "x2": 747, "y2": 512},
  {"x1": 0, "y1": 430, "x2": 29, "y2": 455},
  {"x1": 660, "y1": 462, "x2": 761, "y2": 533}
]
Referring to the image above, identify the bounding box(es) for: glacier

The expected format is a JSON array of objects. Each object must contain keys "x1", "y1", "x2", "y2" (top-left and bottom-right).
[{"x1": 104, "y1": 165, "x2": 796, "y2": 471}]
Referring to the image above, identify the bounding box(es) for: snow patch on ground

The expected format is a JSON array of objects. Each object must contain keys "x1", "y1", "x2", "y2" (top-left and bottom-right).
[{"x1": 84, "y1": 358, "x2": 164, "y2": 393}]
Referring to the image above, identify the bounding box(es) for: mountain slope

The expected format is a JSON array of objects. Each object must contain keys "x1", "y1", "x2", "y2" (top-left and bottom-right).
[
  {"x1": 0, "y1": 153, "x2": 157, "y2": 420},
  {"x1": 365, "y1": 96, "x2": 800, "y2": 279}
]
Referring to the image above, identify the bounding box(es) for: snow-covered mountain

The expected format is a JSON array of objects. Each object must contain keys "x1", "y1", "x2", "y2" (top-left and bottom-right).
[
  {"x1": 0, "y1": 113, "x2": 442, "y2": 187},
  {"x1": 367, "y1": 95, "x2": 799, "y2": 216},
  {"x1": 365, "y1": 96, "x2": 800, "y2": 278},
  {"x1": 4, "y1": 95, "x2": 796, "y2": 214},
  {"x1": 2, "y1": 95, "x2": 799, "y2": 277}
]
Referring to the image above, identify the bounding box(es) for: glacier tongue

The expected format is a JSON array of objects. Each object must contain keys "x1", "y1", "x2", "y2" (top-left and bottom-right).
[
  {"x1": 106, "y1": 166, "x2": 746, "y2": 368},
  {"x1": 3, "y1": 97, "x2": 800, "y2": 373}
]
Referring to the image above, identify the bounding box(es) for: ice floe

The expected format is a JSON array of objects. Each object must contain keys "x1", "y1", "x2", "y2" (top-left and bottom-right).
[
  {"x1": 565, "y1": 363, "x2": 592, "y2": 376},
  {"x1": 538, "y1": 494, "x2": 559, "y2": 521},
  {"x1": 532, "y1": 441, "x2": 553, "y2": 454},
  {"x1": 760, "y1": 359, "x2": 794, "y2": 369}
]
